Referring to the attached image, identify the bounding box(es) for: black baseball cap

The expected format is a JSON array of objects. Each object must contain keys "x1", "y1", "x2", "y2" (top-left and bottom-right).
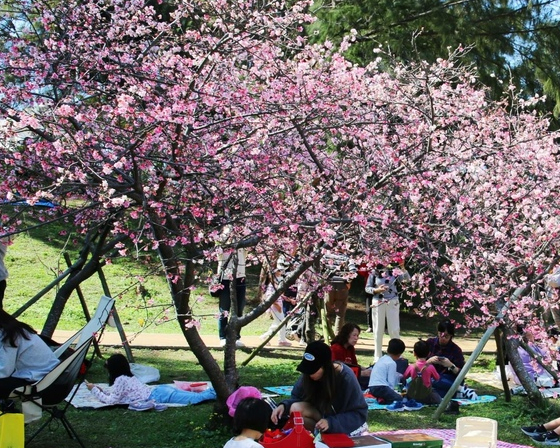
[{"x1": 296, "y1": 341, "x2": 331, "y2": 375}]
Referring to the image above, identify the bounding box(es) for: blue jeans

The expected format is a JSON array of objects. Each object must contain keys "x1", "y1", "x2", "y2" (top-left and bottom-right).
[
  {"x1": 432, "y1": 373, "x2": 461, "y2": 397},
  {"x1": 369, "y1": 385, "x2": 403, "y2": 404},
  {"x1": 218, "y1": 278, "x2": 246, "y2": 340},
  {"x1": 149, "y1": 385, "x2": 216, "y2": 405}
]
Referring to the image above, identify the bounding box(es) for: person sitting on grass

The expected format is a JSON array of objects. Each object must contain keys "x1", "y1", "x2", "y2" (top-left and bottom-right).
[
  {"x1": 224, "y1": 397, "x2": 272, "y2": 448},
  {"x1": 330, "y1": 322, "x2": 371, "y2": 389},
  {"x1": 86, "y1": 353, "x2": 216, "y2": 410},
  {"x1": 367, "y1": 338, "x2": 407, "y2": 407},
  {"x1": 403, "y1": 340, "x2": 441, "y2": 404},
  {"x1": 521, "y1": 417, "x2": 560, "y2": 445},
  {"x1": 270, "y1": 341, "x2": 367, "y2": 436}
]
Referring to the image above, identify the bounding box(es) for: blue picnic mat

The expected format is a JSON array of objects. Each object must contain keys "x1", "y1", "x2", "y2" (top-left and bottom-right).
[
  {"x1": 264, "y1": 386, "x2": 496, "y2": 410},
  {"x1": 263, "y1": 386, "x2": 293, "y2": 395},
  {"x1": 451, "y1": 394, "x2": 497, "y2": 405}
]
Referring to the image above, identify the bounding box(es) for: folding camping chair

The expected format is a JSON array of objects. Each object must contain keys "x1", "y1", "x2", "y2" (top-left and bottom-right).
[
  {"x1": 10, "y1": 337, "x2": 93, "y2": 448},
  {"x1": 452, "y1": 416, "x2": 498, "y2": 448},
  {"x1": 53, "y1": 295, "x2": 115, "y2": 358}
]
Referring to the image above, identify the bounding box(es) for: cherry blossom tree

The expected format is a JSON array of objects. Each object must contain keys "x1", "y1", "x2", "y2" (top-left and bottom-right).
[{"x1": 1, "y1": 0, "x2": 559, "y2": 409}]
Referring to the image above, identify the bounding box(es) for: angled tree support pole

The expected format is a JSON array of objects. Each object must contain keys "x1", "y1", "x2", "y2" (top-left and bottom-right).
[
  {"x1": 434, "y1": 291, "x2": 516, "y2": 420},
  {"x1": 97, "y1": 266, "x2": 134, "y2": 363},
  {"x1": 433, "y1": 323, "x2": 498, "y2": 420}
]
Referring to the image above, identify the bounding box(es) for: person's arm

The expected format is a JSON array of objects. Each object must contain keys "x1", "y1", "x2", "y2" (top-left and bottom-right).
[
  {"x1": 365, "y1": 274, "x2": 386, "y2": 295},
  {"x1": 450, "y1": 343, "x2": 465, "y2": 371},
  {"x1": 331, "y1": 343, "x2": 345, "y2": 362},
  {"x1": 277, "y1": 375, "x2": 305, "y2": 417},
  {"x1": 396, "y1": 267, "x2": 411, "y2": 282},
  {"x1": 0, "y1": 344, "x2": 17, "y2": 378},
  {"x1": 87, "y1": 376, "x2": 130, "y2": 405},
  {"x1": 388, "y1": 361, "x2": 399, "y2": 388},
  {"x1": 402, "y1": 365, "x2": 413, "y2": 381}
]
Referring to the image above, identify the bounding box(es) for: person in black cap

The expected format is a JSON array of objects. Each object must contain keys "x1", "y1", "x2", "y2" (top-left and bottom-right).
[{"x1": 270, "y1": 341, "x2": 368, "y2": 436}]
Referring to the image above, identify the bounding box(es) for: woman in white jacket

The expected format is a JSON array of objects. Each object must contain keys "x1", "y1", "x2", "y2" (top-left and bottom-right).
[{"x1": 0, "y1": 309, "x2": 59, "y2": 399}]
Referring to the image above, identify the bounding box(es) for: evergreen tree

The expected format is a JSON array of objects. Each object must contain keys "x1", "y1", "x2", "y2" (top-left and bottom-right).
[{"x1": 309, "y1": 0, "x2": 560, "y2": 127}]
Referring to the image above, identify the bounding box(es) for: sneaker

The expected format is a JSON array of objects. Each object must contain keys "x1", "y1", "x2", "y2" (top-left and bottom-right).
[
  {"x1": 365, "y1": 327, "x2": 373, "y2": 333},
  {"x1": 219, "y1": 339, "x2": 226, "y2": 347},
  {"x1": 128, "y1": 400, "x2": 155, "y2": 412},
  {"x1": 278, "y1": 341, "x2": 292, "y2": 347},
  {"x1": 531, "y1": 432, "x2": 560, "y2": 445},
  {"x1": 153, "y1": 403, "x2": 168, "y2": 412},
  {"x1": 235, "y1": 339, "x2": 245, "y2": 348},
  {"x1": 298, "y1": 339, "x2": 307, "y2": 346},
  {"x1": 522, "y1": 426, "x2": 547, "y2": 437},
  {"x1": 404, "y1": 399, "x2": 423, "y2": 411},
  {"x1": 386, "y1": 401, "x2": 405, "y2": 412}
]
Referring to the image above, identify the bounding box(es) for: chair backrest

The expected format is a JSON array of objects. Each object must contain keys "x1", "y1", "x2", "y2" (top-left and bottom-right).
[
  {"x1": 454, "y1": 417, "x2": 498, "y2": 448},
  {"x1": 13, "y1": 337, "x2": 93, "y2": 406},
  {"x1": 54, "y1": 295, "x2": 115, "y2": 358}
]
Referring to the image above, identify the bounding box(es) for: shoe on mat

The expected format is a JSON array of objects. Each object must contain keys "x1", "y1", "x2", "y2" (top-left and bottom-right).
[
  {"x1": 235, "y1": 339, "x2": 246, "y2": 348},
  {"x1": 219, "y1": 339, "x2": 226, "y2": 347},
  {"x1": 153, "y1": 403, "x2": 168, "y2": 412},
  {"x1": 403, "y1": 399, "x2": 423, "y2": 411},
  {"x1": 278, "y1": 341, "x2": 292, "y2": 347},
  {"x1": 531, "y1": 432, "x2": 560, "y2": 445},
  {"x1": 386, "y1": 401, "x2": 405, "y2": 412},
  {"x1": 129, "y1": 400, "x2": 155, "y2": 412},
  {"x1": 522, "y1": 426, "x2": 547, "y2": 437}
]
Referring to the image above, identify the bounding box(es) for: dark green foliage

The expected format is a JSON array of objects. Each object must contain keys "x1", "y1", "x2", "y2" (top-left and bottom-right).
[{"x1": 308, "y1": 0, "x2": 560, "y2": 128}]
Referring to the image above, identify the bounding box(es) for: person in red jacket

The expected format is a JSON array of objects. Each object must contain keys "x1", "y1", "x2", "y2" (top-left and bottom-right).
[{"x1": 330, "y1": 322, "x2": 371, "y2": 389}]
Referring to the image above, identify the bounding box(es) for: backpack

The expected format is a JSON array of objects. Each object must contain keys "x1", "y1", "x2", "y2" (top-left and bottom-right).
[{"x1": 406, "y1": 365, "x2": 432, "y2": 400}]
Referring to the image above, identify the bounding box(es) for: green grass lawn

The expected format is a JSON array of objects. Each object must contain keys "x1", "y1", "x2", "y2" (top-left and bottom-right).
[{"x1": 4, "y1": 223, "x2": 559, "y2": 447}]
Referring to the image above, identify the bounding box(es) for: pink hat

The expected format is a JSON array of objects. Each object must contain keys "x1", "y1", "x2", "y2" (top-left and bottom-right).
[{"x1": 226, "y1": 386, "x2": 262, "y2": 417}]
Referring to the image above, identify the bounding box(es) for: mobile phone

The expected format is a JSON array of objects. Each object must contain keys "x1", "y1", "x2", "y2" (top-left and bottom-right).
[{"x1": 437, "y1": 356, "x2": 446, "y2": 360}]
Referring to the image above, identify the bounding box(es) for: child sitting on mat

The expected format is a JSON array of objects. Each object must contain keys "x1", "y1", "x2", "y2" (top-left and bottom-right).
[{"x1": 367, "y1": 338, "x2": 406, "y2": 405}]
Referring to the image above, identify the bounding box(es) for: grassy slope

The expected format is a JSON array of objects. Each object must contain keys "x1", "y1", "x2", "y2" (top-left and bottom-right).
[{"x1": 4, "y1": 229, "x2": 558, "y2": 447}]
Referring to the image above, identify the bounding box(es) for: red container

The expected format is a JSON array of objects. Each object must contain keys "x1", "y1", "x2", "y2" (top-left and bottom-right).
[{"x1": 261, "y1": 412, "x2": 315, "y2": 448}]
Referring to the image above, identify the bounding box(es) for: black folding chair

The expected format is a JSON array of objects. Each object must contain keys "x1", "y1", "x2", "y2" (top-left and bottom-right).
[{"x1": 10, "y1": 337, "x2": 93, "y2": 448}]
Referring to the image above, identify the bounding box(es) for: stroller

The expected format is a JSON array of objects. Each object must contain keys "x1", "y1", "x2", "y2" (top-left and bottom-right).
[{"x1": 286, "y1": 307, "x2": 306, "y2": 341}]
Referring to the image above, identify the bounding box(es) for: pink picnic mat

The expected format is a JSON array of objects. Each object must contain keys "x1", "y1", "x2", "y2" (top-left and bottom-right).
[{"x1": 372, "y1": 429, "x2": 532, "y2": 448}]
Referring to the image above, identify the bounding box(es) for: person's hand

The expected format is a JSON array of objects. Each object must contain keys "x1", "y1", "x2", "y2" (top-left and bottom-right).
[
  {"x1": 271, "y1": 404, "x2": 285, "y2": 425},
  {"x1": 85, "y1": 380, "x2": 101, "y2": 392},
  {"x1": 315, "y1": 418, "x2": 329, "y2": 433},
  {"x1": 426, "y1": 356, "x2": 441, "y2": 365}
]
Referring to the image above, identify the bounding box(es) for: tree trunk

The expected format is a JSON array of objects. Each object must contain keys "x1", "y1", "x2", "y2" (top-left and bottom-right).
[
  {"x1": 502, "y1": 325, "x2": 547, "y2": 407},
  {"x1": 42, "y1": 226, "x2": 125, "y2": 337}
]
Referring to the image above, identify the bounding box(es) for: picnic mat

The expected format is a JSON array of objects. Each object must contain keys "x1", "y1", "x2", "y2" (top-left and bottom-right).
[
  {"x1": 511, "y1": 385, "x2": 560, "y2": 398},
  {"x1": 372, "y1": 429, "x2": 532, "y2": 448},
  {"x1": 263, "y1": 387, "x2": 496, "y2": 410},
  {"x1": 364, "y1": 395, "x2": 495, "y2": 411},
  {"x1": 66, "y1": 382, "x2": 214, "y2": 409}
]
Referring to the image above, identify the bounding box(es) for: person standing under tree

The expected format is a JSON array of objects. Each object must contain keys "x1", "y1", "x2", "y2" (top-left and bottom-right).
[
  {"x1": 324, "y1": 253, "x2": 357, "y2": 336},
  {"x1": 365, "y1": 261, "x2": 410, "y2": 362},
  {"x1": 217, "y1": 247, "x2": 247, "y2": 348}
]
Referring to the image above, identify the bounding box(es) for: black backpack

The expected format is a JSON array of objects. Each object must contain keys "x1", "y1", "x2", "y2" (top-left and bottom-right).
[{"x1": 407, "y1": 365, "x2": 432, "y2": 400}]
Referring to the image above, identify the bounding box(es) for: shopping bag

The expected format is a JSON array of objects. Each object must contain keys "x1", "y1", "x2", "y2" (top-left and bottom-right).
[
  {"x1": 0, "y1": 412, "x2": 25, "y2": 448},
  {"x1": 261, "y1": 411, "x2": 315, "y2": 448}
]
